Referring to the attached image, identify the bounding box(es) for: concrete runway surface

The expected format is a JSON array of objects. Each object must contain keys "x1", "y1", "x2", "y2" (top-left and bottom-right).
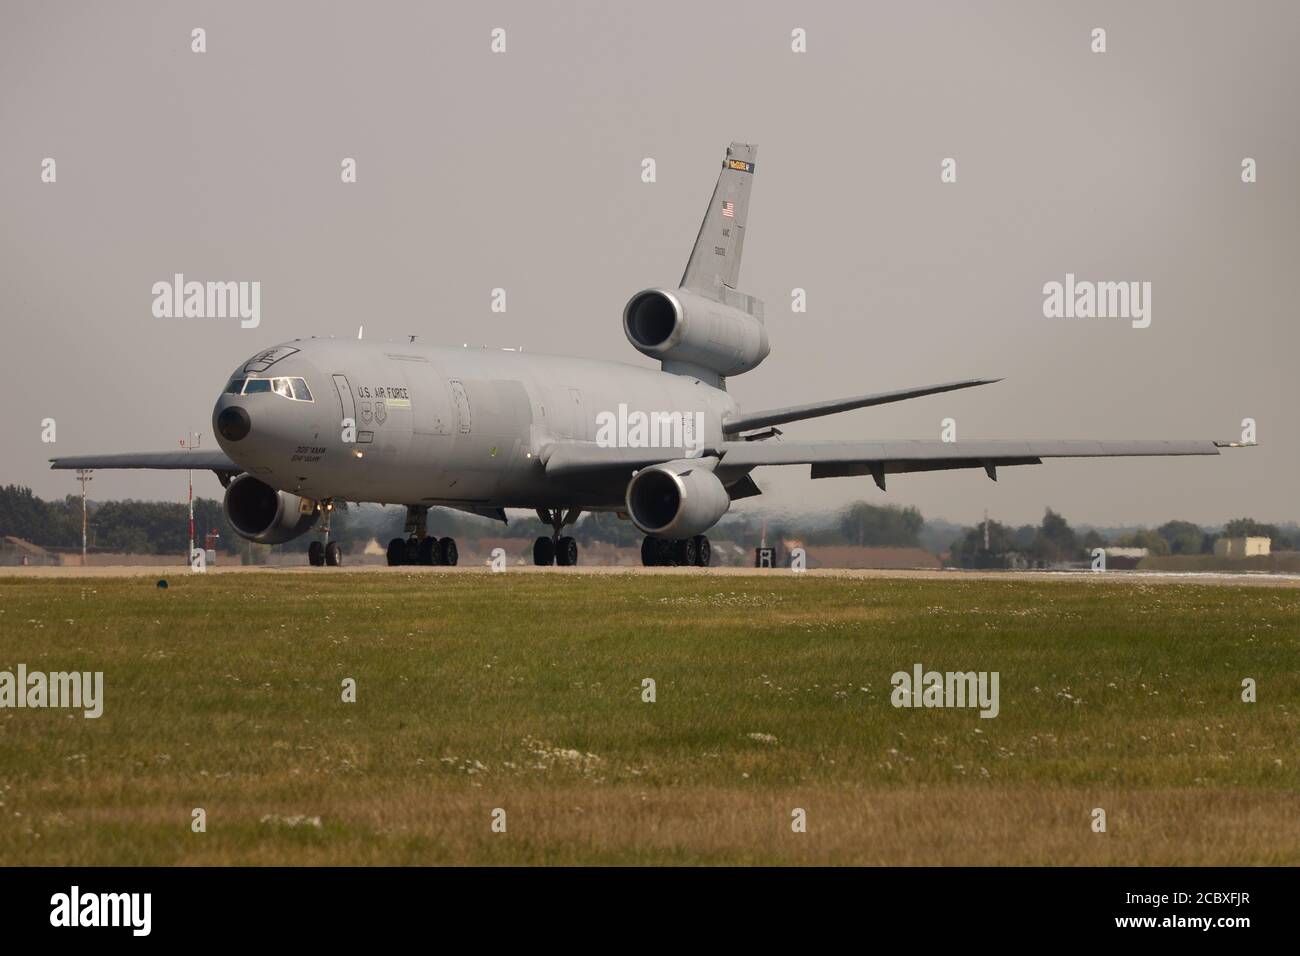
[{"x1": 6, "y1": 565, "x2": 1300, "y2": 587}]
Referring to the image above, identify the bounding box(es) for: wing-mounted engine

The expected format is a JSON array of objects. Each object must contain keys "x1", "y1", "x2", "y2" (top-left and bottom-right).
[
  {"x1": 223, "y1": 474, "x2": 319, "y2": 544},
  {"x1": 623, "y1": 287, "x2": 769, "y2": 384},
  {"x1": 625, "y1": 458, "x2": 731, "y2": 539}
]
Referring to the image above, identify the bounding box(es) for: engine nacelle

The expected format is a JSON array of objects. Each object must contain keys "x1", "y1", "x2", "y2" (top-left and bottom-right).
[
  {"x1": 623, "y1": 287, "x2": 769, "y2": 378},
  {"x1": 223, "y1": 475, "x2": 318, "y2": 544},
  {"x1": 625, "y1": 459, "x2": 731, "y2": 539}
]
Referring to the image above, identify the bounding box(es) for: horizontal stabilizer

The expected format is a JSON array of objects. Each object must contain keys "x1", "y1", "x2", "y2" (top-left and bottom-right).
[
  {"x1": 722, "y1": 378, "x2": 1001, "y2": 435},
  {"x1": 50, "y1": 451, "x2": 240, "y2": 472}
]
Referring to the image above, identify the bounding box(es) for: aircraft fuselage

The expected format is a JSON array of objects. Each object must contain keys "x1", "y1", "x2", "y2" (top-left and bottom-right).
[{"x1": 212, "y1": 338, "x2": 737, "y2": 511}]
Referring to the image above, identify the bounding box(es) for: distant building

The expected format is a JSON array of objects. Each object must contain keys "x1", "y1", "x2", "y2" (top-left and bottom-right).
[
  {"x1": 1103, "y1": 546, "x2": 1148, "y2": 570},
  {"x1": 1104, "y1": 547, "x2": 1149, "y2": 559},
  {"x1": 1214, "y1": 536, "x2": 1270, "y2": 558},
  {"x1": 800, "y1": 546, "x2": 942, "y2": 570},
  {"x1": 0, "y1": 536, "x2": 58, "y2": 566}
]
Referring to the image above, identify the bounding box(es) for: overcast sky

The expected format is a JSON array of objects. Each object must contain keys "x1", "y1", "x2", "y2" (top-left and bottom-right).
[{"x1": 2, "y1": 1, "x2": 1295, "y2": 528}]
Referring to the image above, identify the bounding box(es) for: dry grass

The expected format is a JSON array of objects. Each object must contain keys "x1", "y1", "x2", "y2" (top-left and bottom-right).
[{"x1": 0, "y1": 571, "x2": 1296, "y2": 865}]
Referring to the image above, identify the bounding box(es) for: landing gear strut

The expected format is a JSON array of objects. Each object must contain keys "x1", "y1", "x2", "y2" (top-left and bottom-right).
[
  {"x1": 386, "y1": 505, "x2": 458, "y2": 567},
  {"x1": 307, "y1": 499, "x2": 342, "y2": 567},
  {"x1": 641, "y1": 534, "x2": 711, "y2": 567},
  {"x1": 533, "y1": 508, "x2": 581, "y2": 566}
]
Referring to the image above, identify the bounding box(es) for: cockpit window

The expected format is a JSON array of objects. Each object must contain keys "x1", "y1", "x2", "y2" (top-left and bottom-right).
[
  {"x1": 224, "y1": 376, "x2": 246, "y2": 394},
  {"x1": 240, "y1": 376, "x2": 313, "y2": 402}
]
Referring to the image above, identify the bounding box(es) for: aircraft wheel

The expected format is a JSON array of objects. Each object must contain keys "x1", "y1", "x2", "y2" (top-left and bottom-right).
[
  {"x1": 673, "y1": 537, "x2": 697, "y2": 567},
  {"x1": 533, "y1": 536, "x2": 555, "y2": 566},
  {"x1": 655, "y1": 537, "x2": 674, "y2": 566},
  {"x1": 439, "y1": 537, "x2": 458, "y2": 566},
  {"x1": 405, "y1": 538, "x2": 420, "y2": 565},
  {"x1": 556, "y1": 536, "x2": 578, "y2": 567},
  {"x1": 417, "y1": 536, "x2": 440, "y2": 566},
  {"x1": 308, "y1": 541, "x2": 325, "y2": 567},
  {"x1": 694, "y1": 535, "x2": 711, "y2": 567},
  {"x1": 640, "y1": 536, "x2": 659, "y2": 567},
  {"x1": 386, "y1": 537, "x2": 407, "y2": 566},
  {"x1": 325, "y1": 541, "x2": 343, "y2": 567}
]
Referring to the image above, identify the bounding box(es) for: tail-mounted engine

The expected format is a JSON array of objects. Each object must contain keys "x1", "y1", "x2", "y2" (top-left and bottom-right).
[
  {"x1": 223, "y1": 474, "x2": 319, "y2": 544},
  {"x1": 623, "y1": 287, "x2": 769, "y2": 383}
]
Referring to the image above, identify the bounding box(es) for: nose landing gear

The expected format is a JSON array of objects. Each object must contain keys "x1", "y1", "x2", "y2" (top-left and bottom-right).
[
  {"x1": 306, "y1": 499, "x2": 344, "y2": 567},
  {"x1": 532, "y1": 508, "x2": 581, "y2": 566},
  {"x1": 386, "y1": 505, "x2": 459, "y2": 567}
]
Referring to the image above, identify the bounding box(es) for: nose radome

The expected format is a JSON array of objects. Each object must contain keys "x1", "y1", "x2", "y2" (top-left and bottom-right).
[{"x1": 217, "y1": 405, "x2": 251, "y2": 442}]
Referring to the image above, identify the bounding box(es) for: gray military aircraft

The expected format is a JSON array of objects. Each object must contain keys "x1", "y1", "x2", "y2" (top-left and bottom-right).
[{"x1": 51, "y1": 142, "x2": 1246, "y2": 568}]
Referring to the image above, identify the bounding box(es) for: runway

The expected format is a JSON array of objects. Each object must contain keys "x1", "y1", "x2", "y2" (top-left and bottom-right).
[{"x1": 6, "y1": 564, "x2": 1300, "y2": 587}]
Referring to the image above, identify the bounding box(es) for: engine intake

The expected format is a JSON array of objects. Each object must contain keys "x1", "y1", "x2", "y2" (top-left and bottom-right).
[
  {"x1": 626, "y1": 459, "x2": 731, "y2": 539},
  {"x1": 223, "y1": 475, "x2": 318, "y2": 544},
  {"x1": 623, "y1": 287, "x2": 769, "y2": 378}
]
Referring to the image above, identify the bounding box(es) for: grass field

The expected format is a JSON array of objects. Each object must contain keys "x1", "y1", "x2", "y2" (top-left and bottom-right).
[{"x1": 1, "y1": 570, "x2": 1297, "y2": 865}]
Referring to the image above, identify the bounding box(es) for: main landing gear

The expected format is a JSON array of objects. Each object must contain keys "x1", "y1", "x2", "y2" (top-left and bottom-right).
[
  {"x1": 385, "y1": 505, "x2": 459, "y2": 567},
  {"x1": 641, "y1": 534, "x2": 711, "y2": 567},
  {"x1": 533, "y1": 508, "x2": 581, "y2": 566},
  {"x1": 307, "y1": 499, "x2": 344, "y2": 566}
]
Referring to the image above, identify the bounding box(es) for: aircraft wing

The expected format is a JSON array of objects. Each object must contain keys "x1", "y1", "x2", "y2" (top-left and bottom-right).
[
  {"x1": 722, "y1": 378, "x2": 1001, "y2": 435},
  {"x1": 718, "y1": 438, "x2": 1236, "y2": 488},
  {"x1": 543, "y1": 438, "x2": 1246, "y2": 486},
  {"x1": 49, "y1": 451, "x2": 240, "y2": 472},
  {"x1": 541, "y1": 443, "x2": 695, "y2": 477}
]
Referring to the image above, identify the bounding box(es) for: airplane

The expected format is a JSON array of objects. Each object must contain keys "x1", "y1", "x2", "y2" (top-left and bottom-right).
[{"x1": 50, "y1": 142, "x2": 1249, "y2": 568}]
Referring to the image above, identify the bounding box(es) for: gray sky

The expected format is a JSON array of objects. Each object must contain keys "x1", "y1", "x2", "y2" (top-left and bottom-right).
[{"x1": 2, "y1": 1, "x2": 1295, "y2": 527}]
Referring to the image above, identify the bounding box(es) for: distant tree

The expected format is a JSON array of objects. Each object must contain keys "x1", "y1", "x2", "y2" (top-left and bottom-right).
[
  {"x1": 950, "y1": 519, "x2": 1013, "y2": 568},
  {"x1": 1010, "y1": 524, "x2": 1037, "y2": 551},
  {"x1": 838, "y1": 502, "x2": 923, "y2": 547},
  {"x1": 1157, "y1": 520, "x2": 1203, "y2": 555},
  {"x1": 0, "y1": 485, "x2": 78, "y2": 547},
  {"x1": 572, "y1": 511, "x2": 642, "y2": 547},
  {"x1": 1031, "y1": 508, "x2": 1079, "y2": 563},
  {"x1": 1223, "y1": 517, "x2": 1278, "y2": 541},
  {"x1": 1115, "y1": 528, "x2": 1170, "y2": 556}
]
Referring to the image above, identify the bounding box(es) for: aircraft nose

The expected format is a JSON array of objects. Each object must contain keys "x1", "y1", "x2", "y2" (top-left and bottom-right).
[{"x1": 217, "y1": 405, "x2": 251, "y2": 442}]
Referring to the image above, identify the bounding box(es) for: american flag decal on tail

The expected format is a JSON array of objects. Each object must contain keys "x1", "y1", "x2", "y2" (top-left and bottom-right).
[{"x1": 722, "y1": 200, "x2": 735, "y2": 218}]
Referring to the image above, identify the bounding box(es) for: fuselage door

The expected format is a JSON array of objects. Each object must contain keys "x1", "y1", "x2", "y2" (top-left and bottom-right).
[
  {"x1": 332, "y1": 374, "x2": 369, "y2": 443},
  {"x1": 449, "y1": 379, "x2": 472, "y2": 433},
  {"x1": 567, "y1": 387, "x2": 589, "y2": 441}
]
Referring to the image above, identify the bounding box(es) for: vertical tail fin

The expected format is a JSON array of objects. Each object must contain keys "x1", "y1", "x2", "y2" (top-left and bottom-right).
[{"x1": 680, "y1": 142, "x2": 757, "y2": 301}]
